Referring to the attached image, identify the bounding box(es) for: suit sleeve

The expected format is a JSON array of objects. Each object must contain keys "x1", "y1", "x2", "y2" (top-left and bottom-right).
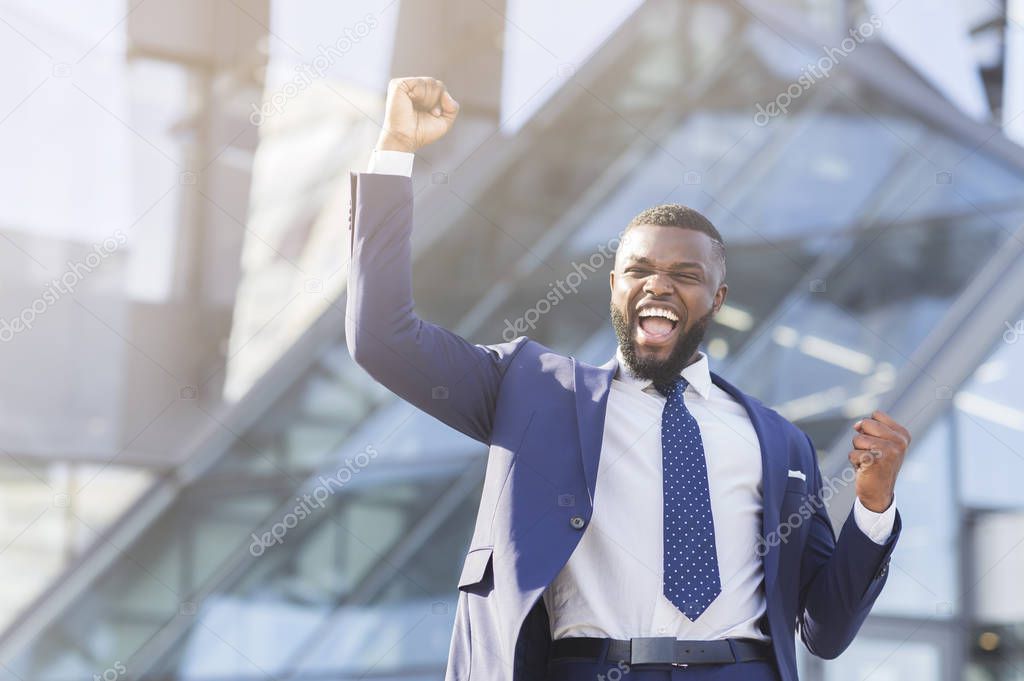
[
  {"x1": 345, "y1": 171, "x2": 528, "y2": 444},
  {"x1": 796, "y1": 431, "x2": 902, "y2": 659}
]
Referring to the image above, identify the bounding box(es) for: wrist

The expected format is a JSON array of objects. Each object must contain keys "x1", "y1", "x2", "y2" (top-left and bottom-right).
[
  {"x1": 858, "y1": 492, "x2": 894, "y2": 513},
  {"x1": 375, "y1": 130, "x2": 417, "y2": 153}
]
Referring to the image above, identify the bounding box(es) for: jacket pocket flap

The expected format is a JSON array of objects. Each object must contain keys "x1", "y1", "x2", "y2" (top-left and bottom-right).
[
  {"x1": 458, "y1": 547, "x2": 494, "y2": 590},
  {"x1": 785, "y1": 476, "x2": 808, "y2": 493}
]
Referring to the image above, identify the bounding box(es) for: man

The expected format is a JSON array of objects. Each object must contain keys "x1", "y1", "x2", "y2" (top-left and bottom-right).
[{"x1": 346, "y1": 77, "x2": 909, "y2": 681}]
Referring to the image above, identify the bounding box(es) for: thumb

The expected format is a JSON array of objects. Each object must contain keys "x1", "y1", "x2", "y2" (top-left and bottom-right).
[{"x1": 441, "y1": 90, "x2": 460, "y2": 118}]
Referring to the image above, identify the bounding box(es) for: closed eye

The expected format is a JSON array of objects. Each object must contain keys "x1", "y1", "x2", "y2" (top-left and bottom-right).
[{"x1": 626, "y1": 267, "x2": 700, "y2": 281}]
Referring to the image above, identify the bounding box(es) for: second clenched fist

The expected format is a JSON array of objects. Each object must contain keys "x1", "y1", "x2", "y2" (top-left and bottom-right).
[{"x1": 377, "y1": 77, "x2": 460, "y2": 153}]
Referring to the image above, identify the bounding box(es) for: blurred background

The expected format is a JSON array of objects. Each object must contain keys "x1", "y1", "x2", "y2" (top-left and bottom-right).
[{"x1": 0, "y1": 0, "x2": 1023, "y2": 679}]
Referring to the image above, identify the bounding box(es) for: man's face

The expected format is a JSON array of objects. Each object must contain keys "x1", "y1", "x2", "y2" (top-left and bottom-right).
[{"x1": 609, "y1": 223, "x2": 727, "y2": 384}]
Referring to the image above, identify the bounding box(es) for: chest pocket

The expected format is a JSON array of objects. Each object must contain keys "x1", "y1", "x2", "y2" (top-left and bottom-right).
[
  {"x1": 784, "y1": 476, "x2": 808, "y2": 495},
  {"x1": 458, "y1": 546, "x2": 495, "y2": 596},
  {"x1": 778, "y1": 473, "x2": 814, "y2": 545}
]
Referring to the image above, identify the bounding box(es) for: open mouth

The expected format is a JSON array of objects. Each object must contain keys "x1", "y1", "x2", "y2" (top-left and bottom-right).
[{"x1": 635, "y1": 304, "x2": 680, "y2": 346}]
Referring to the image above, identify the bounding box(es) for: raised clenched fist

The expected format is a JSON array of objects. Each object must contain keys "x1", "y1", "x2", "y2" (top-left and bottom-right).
[
  {"x1": 376, "y1": 77, "x2": 459, "y2": 153},
  {"x1": 848, "y1": 410, "x2": 910, "y2": 513}
]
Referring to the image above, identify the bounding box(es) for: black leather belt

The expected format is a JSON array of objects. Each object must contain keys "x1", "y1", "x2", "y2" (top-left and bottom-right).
[{"x1": 550, "y1": 636, "x2": 773, "y2": 667}]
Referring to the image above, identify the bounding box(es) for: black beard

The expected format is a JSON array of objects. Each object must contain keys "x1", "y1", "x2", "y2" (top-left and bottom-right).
[{"x1": 610, "y1": 303, "x2": 713, "y2": 387}]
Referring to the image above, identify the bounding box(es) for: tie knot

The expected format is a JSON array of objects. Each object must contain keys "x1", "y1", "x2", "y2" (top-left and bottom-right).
[{"x1": 653, "y1": 376, "x2": 688, "y2": 399}]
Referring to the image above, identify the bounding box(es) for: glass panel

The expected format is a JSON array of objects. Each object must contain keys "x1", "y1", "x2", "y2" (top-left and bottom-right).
[
  {"x1": 730, "y1": 114, "x2": 915, "y2": 241},
  {"x1": 956, "y1": 316, "x2": 1024, "y2": 509},
  {"x1": 0, "y1": 462, "x2": 151, "y2": 632},
  {"x1": 969, "y1": 512, "x2": 1024, "y2": 678},
  {"x1": 972, "y1": 512, "x2": 1024, "y2": 626},
  {"x1": 725, "y1": 210, "x2": 1016, "y2": 444},
  {"x1": 9, "y1": 459, "x2": 477, "y2": 681},
  {"x1": 567, "y1": 111, "x2": 775, "y2": 253},
  {"x1": 4, "y1": 489, "x2": 282, "y2": 681},
  {"x1": 875, "y1": 136, "x2": 1024, "y2": 223},
  {"x1": 143, "y1": 473, "x2": 481, "y2": 680},
  {"x1": 294, "y1": 490, "x2": 481, "y2": 678}
]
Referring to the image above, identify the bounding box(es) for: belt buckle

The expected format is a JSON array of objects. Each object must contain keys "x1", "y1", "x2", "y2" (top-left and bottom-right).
[{"x1": 629, "y1": 637, "x2": 676, "y2": 666}]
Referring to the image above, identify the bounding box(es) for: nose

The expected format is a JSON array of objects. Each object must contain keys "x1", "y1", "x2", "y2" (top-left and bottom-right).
[{"x1": 642, "y1": 271, "x2": 673, "y2": 296}]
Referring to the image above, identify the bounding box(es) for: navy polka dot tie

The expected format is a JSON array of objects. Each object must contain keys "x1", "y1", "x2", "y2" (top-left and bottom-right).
[{"x1": 655, "y1": 376, "x2": 721, "y2": 621}]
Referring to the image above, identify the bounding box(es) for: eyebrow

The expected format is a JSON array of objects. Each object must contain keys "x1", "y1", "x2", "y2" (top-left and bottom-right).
[{"x1": 626, "y1": 256, "x2": 706, "y2": 271}]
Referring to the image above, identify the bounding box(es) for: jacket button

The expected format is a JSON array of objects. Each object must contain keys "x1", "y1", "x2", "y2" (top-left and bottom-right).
[{"x1": 570, "y1": 516, "x2": 585, "y2": 530}]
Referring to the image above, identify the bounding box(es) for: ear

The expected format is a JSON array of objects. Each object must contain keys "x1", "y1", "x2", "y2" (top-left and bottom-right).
[
  {"x1": 609, "y1": 269, "x2": 615, "y2": 292},
  {"x1": 713, "y1": 282, "x2": 728, "y2": 313}
]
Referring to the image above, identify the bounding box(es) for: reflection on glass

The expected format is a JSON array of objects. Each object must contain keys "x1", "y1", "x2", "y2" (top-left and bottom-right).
[
  {"x1": 568, "y1": 111, "x2": 774, "y2": 254},
  {"x1": 726, "y1": 211, "x2": 1011, "y2": 443},
  {"x1": 143, "y1": 477, "x2": 481, "y2": 680},
  {"x1": 955, "y1": 322, "x2": 1024, "y2": 509},
  {"x1": 875, "y1": 136, "x2": 1024, "y2": 223},
  {"x1": 731, "y1": 114, "x2": 913, "y2": 241},
  {"x1": 6, "y1": 340, "x2": 486, "y2": 681},
  {"x1": 972, "y1": 512, "x2": 1024, "y2": 626}
]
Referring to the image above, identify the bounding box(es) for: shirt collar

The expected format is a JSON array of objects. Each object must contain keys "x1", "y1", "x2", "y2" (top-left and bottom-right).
[{"x1": 613, "y1": 345, "x2": 712, "y2": 400}]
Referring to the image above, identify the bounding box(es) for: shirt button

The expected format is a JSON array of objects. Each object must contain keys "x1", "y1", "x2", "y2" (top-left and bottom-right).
[
  {"x1": 658, "y1": 626, "x2": 667, "y2": 634},
  {"x1": 570, "y1": 516, "x2": 585, "y2": 530}
]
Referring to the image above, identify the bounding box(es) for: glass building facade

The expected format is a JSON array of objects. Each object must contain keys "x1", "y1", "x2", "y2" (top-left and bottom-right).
[{"x1": 1, "y1": 1, "x2": 1023, "y2": 680}]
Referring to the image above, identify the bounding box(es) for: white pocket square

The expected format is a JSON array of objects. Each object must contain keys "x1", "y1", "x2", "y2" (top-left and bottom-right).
[{"x1": 788, "y1": 469, "x2": 806, "y2": 481}]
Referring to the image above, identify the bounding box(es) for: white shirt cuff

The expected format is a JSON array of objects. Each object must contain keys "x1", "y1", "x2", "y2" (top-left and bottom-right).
[
  {"x1": 853, "y1": 496, "x2": 896, "y2": 545},
  {"x1": 367, "y1": 149, "x2": 414, "y2": 176}
]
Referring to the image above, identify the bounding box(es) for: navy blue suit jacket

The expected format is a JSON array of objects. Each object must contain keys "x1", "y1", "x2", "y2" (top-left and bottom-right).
[{"x1": 345, "y1": 172, "x2": 901, "y2": 681}]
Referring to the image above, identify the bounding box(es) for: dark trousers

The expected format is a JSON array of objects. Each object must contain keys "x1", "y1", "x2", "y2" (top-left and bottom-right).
[{"x1": 544, "y1": 658, "x2": 781, "y2": 681}]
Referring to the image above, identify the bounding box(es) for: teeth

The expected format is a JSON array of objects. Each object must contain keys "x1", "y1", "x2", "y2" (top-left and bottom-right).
[{"x1": 637, "y1": 306, "x2": 678, "y2": 322}]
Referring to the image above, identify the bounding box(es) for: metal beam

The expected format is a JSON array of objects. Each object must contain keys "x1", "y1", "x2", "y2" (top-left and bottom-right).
[{"x1": 741, "y1": 0, "x2": 1024, "y2": 174}]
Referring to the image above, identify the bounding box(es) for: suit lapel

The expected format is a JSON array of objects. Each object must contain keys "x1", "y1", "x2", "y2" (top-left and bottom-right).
[
  {"x1": 710, "y1": 370, "x2": 789, "y2": 596},
  {"x1": 572, "y1": 355, "x2": 617, "y2": 510}
]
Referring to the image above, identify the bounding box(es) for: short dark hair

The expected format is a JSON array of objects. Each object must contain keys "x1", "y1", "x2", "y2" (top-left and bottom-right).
[{"x1": 625, "y1": 204, "x2": 726, "y2": 281}]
